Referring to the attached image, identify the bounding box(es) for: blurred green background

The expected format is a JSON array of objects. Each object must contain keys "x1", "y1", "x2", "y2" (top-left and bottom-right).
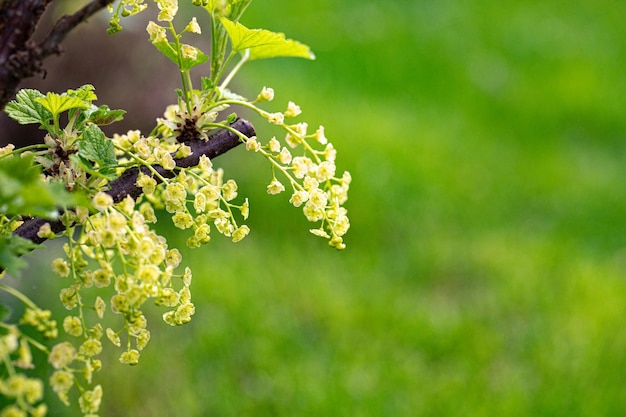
[{"x1": 5, "y1": 0, "x2": 626, "y2": 416}]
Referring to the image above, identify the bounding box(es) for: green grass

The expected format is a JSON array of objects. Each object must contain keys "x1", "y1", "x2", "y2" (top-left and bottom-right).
[{"x1": 17, "y1": 0, "x2": 626, "y2": 415}]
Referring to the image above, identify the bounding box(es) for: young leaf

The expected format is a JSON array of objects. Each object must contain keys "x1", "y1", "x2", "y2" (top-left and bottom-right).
[
  {"x1": 36, "y1": 92, "x2": 89, "y2": 117},
  {"x1": 219, "y1": 18, "x2": 315, "y2": 60},
  {"x1": 67, "y1": 84, "x2": 98, "y2": 103},
  {"x1": 88, "y1": 105, "x2": 126, "y2": 126},
  {"x1": 4, "y1": 89, "x2": 52, "y2": 125},
  {"x1": 79, "y1": 124, "x2": 117, "y2": 168},
  {"x1": 0, "y1": 154, "x2": 80, "y2": 218}
]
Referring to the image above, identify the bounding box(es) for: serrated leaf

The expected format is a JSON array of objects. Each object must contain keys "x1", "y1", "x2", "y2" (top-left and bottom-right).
[
  {"x1": 67, "y1": 84, "x2": 97, "y2": 102},
  {"x1": 79, "y1": 124, "x2": 117, "y2": 167},
  {"x1": 4, "y1": 89, "x2": 52, "y2": 125},
  {"x1": 0, "y1": 154, "x2": 80, "y2": 218},
  {"x1": 88, "y1": 105, "x2": 126, "y2": 125},
  {"x1": 36, "y1": 92, "x2": 89, "y2": 117},
  {"x1": 220, "y1": 18, "x2": 315, "y2": 60}
]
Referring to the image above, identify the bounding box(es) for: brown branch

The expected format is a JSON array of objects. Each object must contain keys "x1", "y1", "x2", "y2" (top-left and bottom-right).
[
  {"x1": 0, "y1": 0, "x2": 114, "y2": 109},
  {"x1": 12, "y1": 118, "x2": 256, "y2": 245},
  {"x1": 0, "y1": 0, "x2": 53, "y2": 107},
  {"x1": 36, "y1": 0, "x2": 114, "y2": 62}
]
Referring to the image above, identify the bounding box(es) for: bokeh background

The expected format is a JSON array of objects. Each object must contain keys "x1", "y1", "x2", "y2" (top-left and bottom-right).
[{"x1": 3, "y1": 0, "x2": 626, "y2": 416}]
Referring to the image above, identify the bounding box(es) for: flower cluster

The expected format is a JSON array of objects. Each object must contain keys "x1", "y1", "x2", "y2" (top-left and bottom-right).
[
  {"x1": 245, "y1": 89, "x2": 351, "y2": 250},
  {"x1": 0, "y1": 309, "x2": 52, "y2": 417}
]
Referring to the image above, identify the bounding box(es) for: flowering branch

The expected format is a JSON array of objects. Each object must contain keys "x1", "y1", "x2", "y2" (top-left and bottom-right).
[
  {"x1": 0, "y1": 0, "x2": 114, "y2": 109},
  {"x1": 12, "y1": 118, "x2": 255, "y2": 245}
]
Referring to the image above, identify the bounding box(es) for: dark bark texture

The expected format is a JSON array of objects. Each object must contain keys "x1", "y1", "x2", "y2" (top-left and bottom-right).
[{"x1": 0, "y1": 0, "x2": 114, "y2": 109}]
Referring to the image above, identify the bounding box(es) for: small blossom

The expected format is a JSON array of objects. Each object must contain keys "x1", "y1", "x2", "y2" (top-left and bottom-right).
[
  {"x1": 198, "y1": 155, "x2": 212, "y2": 171},
  {"x1": 246, "y1": 136, "x2": 260, "y2": 152},
  {"x1": 284, "y1": 101, "x2": 302, "y2": 118},
  {"x1": 0, "y1": 143, "x2": 15, "y2": 156},
  {"x1": 172, "y1": 212, "x2": 194, "y2": 229},
  {"x1": 267, "y1": 178, "x2": 285, "y2": 195},
  {"x1": 93, "y1": 268, "x2": 112, "y2": 288},
  {"x1": 164, "y1": 183, "x2": 186, "y2": 201},
  {"x1": 314, "y1": 125, "x2": 328, "y2": 145},
  {"x1": 51, "y1": 258, "x2": 70, "y2": 277},
  {"x1": 78, "y1": 385, "x2": 103, "y2": 414},
  {"x1": 240, "y1": 198, "x2": 249, "y2": 219},
  {"x1": 182, "y1": 267, "x2": 192, "y2": 286},
  {"x1": 165, "y1": 248, "x2": 183, "y2": 268},
  {"x1": 309, "y1": 188, "x2": 328, "y2": 210},
  {"x1": 194, "y1": 223, "x2": 211, "y2": 241},
  {"x1": 193, "y1": 192, "x2": 206, "y2": 213},
  {"x1": 155, "y1": 288, "x2": 179, "y2": 307},
  {"x1": 48, "y1": 342, "x2": 76, "y2": 369},
  {"x1": 174, "y1": 303, "x2": 195, "y2": 324},
  {"x1": 79, "y1": 339, "x2": 102, "y2": 357},
  {"x1": 106, "y1": 328, "x2": 121, "y2": 347},
  {"x1": 146, "y1": 21, "x2": 167, "y2": 43},
  {"x1": 333, "y1": 215, "x2": 351, "y2": 237},
  {"x1": 185, "y1": 17, "x2": 201, "y2": 34},
  {"x1": 303, "y1": 176, "x2": 319, "y2": 192},
  {"x1": 316, "y1": 161, "x2": 336, "y2": 181},
  {"x1": 214, "y1": 217, "x2": 234, "y2": 236},
  {"x1": 136, "y1": 173, "x2": 157, "y2": 194},
  {"x1": 161, "y1": 153, "x2": 176, "y2": 170},
  {"x1": 278, "y1": 147, "x2": 292, "y2": 164},
  {"x1": 49, "y1": 370, "x2": 74, "y2": 394},
  {"x1": 291, "y1": 156, "x2": 312, "y2": 179},
  {"x1": 324, "y1": 143, "x2": 336, "y2": 162},
  {"x1": 222, "y1": 179, "x2": 238, "y2": 201},
  {"x1": 309, "y1": 228, "x2": 330, "y2": 239},
  {"x1": 92, "y1": 192, "x2": 113, "y2": 211},
  {"x1": 199, "y1": 184, "x2": 220, "y2": 201},
  {"x1": 257, "y1": 86, "x2": 274, "y2": 102},
  {"x1": 232, "y1": 225, "x2": 250, "y2": 243},
  {"x1": 137, "y1": 329, "x2": 151, "y2": 351},
  {"x1": 63, "y1": 316, "x2": 83, "y2": 337},
  {"x1": 59, "y1": 287, "x2": 79, "y2": 310},
  {"x1": 36, "y1": 222, "x2": 53, "y2": 239},
  {"x1": 289, "y1": 190, "x2": 309, "y2": 207},
  {"x1": 303, "y1": 202, "x2": 325, "y2": 222},
  {"x1": 267, "y1": 137, "x2": 281, "y2": 153},
  {"x1": 181, "y1": 44, "x2": 198, "y2": 60},
  {"x1": 156, "y1": 0, "x2": 178, "y2": 21},
  {"x1": 95, "y1": 296, "x2": 106, "y2": 319},
  {"x1": 267, "y1": 112, "x2": 284, "y2": 125}
]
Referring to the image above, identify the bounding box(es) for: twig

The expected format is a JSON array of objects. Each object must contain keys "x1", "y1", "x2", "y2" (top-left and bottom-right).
[
  {"x1": 12, "y1": 118, "x2": 255, "y2": 245},
  {"x1": 0, "y1": 0, "x2": 114, "y2": 109},
  {"x1": 36, "y1": 0, "x2": 114, "y2": 61}
]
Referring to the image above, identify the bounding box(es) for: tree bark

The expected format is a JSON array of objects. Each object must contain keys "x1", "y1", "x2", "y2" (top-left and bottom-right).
[{"x1": 0, "y1": 0, "x2": 114, "y2": 109}]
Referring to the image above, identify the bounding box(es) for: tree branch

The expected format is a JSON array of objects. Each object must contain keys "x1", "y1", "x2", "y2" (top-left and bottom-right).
[
  {"x1": 12, "y1": 118, "x2": 256, "y2": 245},
  {"x1": 0, "y1": 0, "x2": 114, "y2": 109}
]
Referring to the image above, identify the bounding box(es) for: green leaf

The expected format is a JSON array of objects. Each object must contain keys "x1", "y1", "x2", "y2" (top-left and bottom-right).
[
  {"x1": 220, "y1": 18, "x2": 315, "y2": 60},
  {"x1": 4, "y1": 89, "x2": 52, "y2": 125},
  {"x1": 79, "y1": 124, "x2": 117, "y2": 168},
  {"x1": 0, "y1": 234, "x2": 40, "y2": 276},
  {"x1": 87, "y1": 105, "x2": 126, "y2": 126},
  {"x1": 153, "y1": 41, "x2": 179, "y2": 65},
  {"x1": 0, "y1": 154, "x2": 78, "y2": 218},
  {"x1": 67, "y1": 84, "x2": 98, "y2": 103},
  {"x1": 182, "y1": 48, "x2": 210, "y2": 70},
  {"x1": 36, "y1": 92, "x2": 89, "y2": 117}
]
